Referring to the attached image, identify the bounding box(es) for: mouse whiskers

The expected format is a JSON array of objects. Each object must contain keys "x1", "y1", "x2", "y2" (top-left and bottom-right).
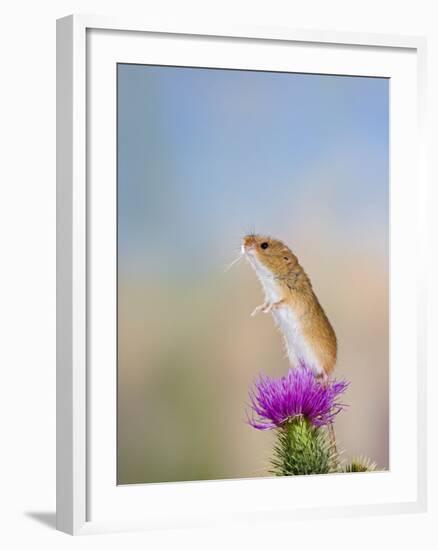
[{"x1": 224, "y1": 253, "x2": 243, "y2": 272}]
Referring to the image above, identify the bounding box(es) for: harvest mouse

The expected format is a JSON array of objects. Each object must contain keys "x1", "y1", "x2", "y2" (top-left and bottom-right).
[{"x1": 242, "y1": 234, "x2": 337, "y2": 379}]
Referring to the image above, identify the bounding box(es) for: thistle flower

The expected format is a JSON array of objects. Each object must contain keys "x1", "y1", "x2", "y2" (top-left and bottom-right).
[{"x1": 248, "y1": 362, "x2": 348, "y2": 430}]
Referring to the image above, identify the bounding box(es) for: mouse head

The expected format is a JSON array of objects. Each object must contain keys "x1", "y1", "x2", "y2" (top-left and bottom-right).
[{"x1": 242, "y1": 234, "x2": 297, "y2": 278}]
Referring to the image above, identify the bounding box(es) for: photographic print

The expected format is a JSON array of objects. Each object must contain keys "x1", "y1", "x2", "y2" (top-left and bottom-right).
[{"x1": 117, "y1": 63, "x2": 389, "y2": 484}]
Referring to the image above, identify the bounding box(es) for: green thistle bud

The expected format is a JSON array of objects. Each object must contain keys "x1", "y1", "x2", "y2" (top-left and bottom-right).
[{"x1": 342, "y1": 455, "x2": 377, "y2": 473}]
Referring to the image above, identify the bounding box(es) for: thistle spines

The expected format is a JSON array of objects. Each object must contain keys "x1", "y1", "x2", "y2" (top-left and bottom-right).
[{"x1": 270, "y1": 417, "x2": 338, "y2": 476}]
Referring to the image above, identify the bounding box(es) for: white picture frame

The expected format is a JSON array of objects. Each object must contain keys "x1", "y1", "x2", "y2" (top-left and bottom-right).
[{"x1": 56, "y1": 14, "x2": 428, "y2": 535}]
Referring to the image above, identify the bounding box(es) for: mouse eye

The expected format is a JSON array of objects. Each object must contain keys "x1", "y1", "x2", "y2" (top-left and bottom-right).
[
  {"x1": 284, "y1": 257, "x2": 289, "y2": 261},
  {"x1": 260, "y1": 242, "x2": 269, "y2": 249}
]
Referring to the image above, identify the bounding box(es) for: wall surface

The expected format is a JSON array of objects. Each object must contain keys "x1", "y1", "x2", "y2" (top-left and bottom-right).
[{"x1": 0, "y1": 0, "x2": 436, "y2": 548}]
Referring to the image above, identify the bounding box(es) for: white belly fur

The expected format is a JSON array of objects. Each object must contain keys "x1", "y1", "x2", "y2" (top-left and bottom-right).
[{"x1": 260, "y1": 275, "x2": 322, "y2": 376}]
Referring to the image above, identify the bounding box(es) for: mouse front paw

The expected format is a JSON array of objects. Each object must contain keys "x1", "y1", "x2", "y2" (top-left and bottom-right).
[
  {"x1": 263, "y1": 299, "x2": 286, "y2": 314},
  {"x1": 251, "y1": 303, "x2": 268, "y2": 317}
]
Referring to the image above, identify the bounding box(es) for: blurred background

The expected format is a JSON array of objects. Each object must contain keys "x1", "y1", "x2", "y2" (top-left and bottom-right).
[{"x1": 117, "y1": 64, "x2": 389, "y2": 484}]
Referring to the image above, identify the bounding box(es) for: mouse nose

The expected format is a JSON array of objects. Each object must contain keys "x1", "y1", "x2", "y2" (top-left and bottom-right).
[{"x1": 242, "y1": 235, "x2": 257, "y2": 250}]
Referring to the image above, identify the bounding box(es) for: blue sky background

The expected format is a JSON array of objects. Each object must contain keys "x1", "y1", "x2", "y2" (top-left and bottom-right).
[{"x1": 118, "y1": 64, "x2": 389, "y2": 279}]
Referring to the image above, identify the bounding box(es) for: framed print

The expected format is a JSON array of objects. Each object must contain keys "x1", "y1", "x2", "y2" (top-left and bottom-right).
[{"x1": 56, "y1": 15, "x2": 427, "y2": 535}]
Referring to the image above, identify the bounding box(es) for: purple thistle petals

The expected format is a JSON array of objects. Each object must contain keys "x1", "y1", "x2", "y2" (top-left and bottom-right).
[{"x1": 248, "y1": 362, "x2": 349, "y2": 430}]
